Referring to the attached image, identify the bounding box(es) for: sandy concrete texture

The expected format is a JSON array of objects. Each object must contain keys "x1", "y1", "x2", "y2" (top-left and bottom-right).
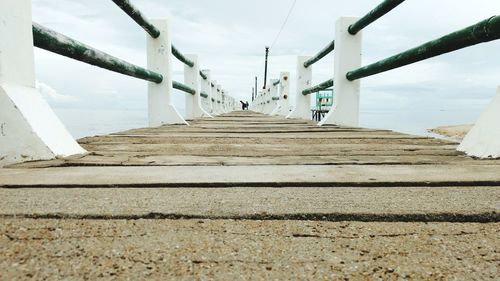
[
  {"x1": 1, "y1": 219, "x2": 498, "y2": 280},
  {"x1": 0, "y1": 187, "x2": 498, "y2": 222}
]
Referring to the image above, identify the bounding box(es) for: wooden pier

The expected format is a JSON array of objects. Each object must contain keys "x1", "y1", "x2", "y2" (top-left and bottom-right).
[{"x1": 1, "y1": 112, "x2": 499, "y2": 279}]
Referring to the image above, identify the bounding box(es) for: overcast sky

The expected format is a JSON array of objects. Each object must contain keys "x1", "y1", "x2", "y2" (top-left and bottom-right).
[{"x1": 31, "y1": 0, "x2": 499, "y2": 135}]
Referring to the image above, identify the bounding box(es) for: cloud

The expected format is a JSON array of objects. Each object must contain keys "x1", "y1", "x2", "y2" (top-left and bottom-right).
[
  {"x1": 30, "y1": 0, "x2": 500, "y2": 135},
  {"x1": 36, "y1": 80, "x2": 79, "y2": 105}
]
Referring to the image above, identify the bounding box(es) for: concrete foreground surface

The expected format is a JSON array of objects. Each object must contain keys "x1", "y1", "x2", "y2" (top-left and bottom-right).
[
  {"x1": 1, "y1": 112, "x2": 499, "y2": 279},
  {"x1": 1, "y1": 219, "x2": 498, "y2": 280}
]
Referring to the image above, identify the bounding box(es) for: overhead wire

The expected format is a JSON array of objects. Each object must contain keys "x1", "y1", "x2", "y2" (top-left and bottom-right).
[{"x1": 270, "y1": 0, "x2": 298, "y2": 50}]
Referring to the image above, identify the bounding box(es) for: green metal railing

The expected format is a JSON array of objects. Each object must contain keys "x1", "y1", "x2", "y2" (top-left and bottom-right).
[
  {"x1": 347, "y1": 15, "x2": 500, "y2": 81},
  {"x1": 32, "y1": 0, "x2": 227, "y2": 101},
  {"x1": 273, "y1": 80, "x2": 280, "y2": 86},
  {"x1": 171, "y1": 45, "x2": 195, "y2": 67},
  {"x1": 272, "y1": 97, "x2": 280, "y2": 101},
  {"x1": 173, "y1": 81, "x2": 196, "y2": 95},
  {"x1": 199, "y1": 71, "x2": 208, "y2": 80},
  {"x1": 348, "y1": 0, "x2": 405, "y2": 35},
  {"x1": 112, "y1": 0, "x2": 160, "y2": 38},
  {"x1": 112, "y1": 0, "x2": 209, "y2": 81},
  {"x1": 302, "y1": 79, "x2": 334, "y2": 96},
  {"x1": 32, "y1": 23, "x2": 163, "y2": 83},
  {"x1": 304, "y1": 40, "x2": 335, "y2": 68}
]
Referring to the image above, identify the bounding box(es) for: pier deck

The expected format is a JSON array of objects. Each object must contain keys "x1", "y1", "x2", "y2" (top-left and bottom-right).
[{"x1": 1, "y1": 111, "x2": 499, "y2": 280}]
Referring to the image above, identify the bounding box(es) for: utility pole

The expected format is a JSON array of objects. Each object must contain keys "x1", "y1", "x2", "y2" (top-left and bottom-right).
[
  {"x1": 252, "y1": 87, "x2": 255, "y2": 101},
  {"x1": 263, "y1": 46, "x2": 269, "y2": 89}
]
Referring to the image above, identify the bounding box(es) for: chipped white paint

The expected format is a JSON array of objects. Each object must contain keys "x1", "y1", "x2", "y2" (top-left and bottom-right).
[
  {"x1": 147, "y1": 19, "x2": 187, "y2": 126},
  {"x1": 287, "y1": 56, "x2": 312, "y2": 120},
  {"x1": 458, "y1": 87, "x2": 500, "y2": 159},
  {"x1": 319, "y1": 17, "x2": 362, "y2": 127},
  {"x1": 0, "y1": 0, "x2": 85, "y2": 167},
  {"x1": 184, "y1": 55, "x2": 211, "y2": 120},
  {"x1": 271, "y1": 72, "x2": 291, "y2": 116}
]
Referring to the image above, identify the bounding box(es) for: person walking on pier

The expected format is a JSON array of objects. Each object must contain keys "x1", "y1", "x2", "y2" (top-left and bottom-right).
[{"x1": 240, "y1": 100, "x2": 249, "y2": 110}]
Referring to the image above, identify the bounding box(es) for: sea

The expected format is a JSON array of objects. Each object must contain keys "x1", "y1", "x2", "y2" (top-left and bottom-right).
[{"x1": 53, "y1": 107, "x2": 481, "y2": 140}]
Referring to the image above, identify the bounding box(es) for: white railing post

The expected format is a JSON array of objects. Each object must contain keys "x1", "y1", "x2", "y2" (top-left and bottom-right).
[
  {"x1": 257, "y1": 91, "x2": 264, "y2": 113},
  {"x1": 319, "y1": 17, "x2": 362, "y2": 126},
  {"x1": 184, "y1": 55, "x2": 210, "y2": 120},
  {"x1": 210, "y1": 80, "x2": 217, "y2": 115},
  {"x1": 267, "y1": 80, "x2": 279, "y2": 115},
  {"x1": 215, "y1": 84, "x2": 222, "y2": 115},
  {"x1": 287, "y1": 56, "x2": 312, "y2": 120},
  {"x1": 458, "y1": 86, "x2": 500, "y2": 158},
  {"x1": 221, "y1": 90, "x2": 227, "y2": 113},
  {"x1": 147, "y1": 19, "x2": 187, "y2": 126},
  {"x1": 0, "y1": 0, "x2": 86, "y2": 167},
  {"x1": 200, "y1": 70, "x2": 213, "y2": 117},
  {"x1": 272, "y1": 72, "x2": 291, "y2": 116}
]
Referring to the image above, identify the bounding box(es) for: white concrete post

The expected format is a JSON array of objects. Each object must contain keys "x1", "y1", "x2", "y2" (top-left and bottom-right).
[
  {"x1": 319, "y1": 17, "x2": 362, "y2": 127},
  {"x1": 147, "y1": 19, "x2": 187, "y2": 126},
  {"x1": 210, "y1": 80, "x2": 217, "y2": 115},
  {"x1": 0, "y1": 0, "x2": 86, "y2": 167},
  {"x1": 221, "y1": 90, "x2": 227, "y2": 113},
  {"x1": 262, "y1": 87, "x2": 269, "y2": 114},
  {"x1": 200, "y1": 70, "x2": 213, "y2": 116},
  {"x1": 272, "y1": 72, "x2": 291, "y2": 116},
  {"x1": 215, "y1": 84, "x2": 222, "y2": 115},
  {"x1": 287, "y1": 56, "x2": 312, "y2": 120},
  {"x1": 257, "y1": 91, "x2": 264, "y2": 113},
  {"x1": 184, "y1": 55, "x2": 210, "y2": 120},
  {"x1": 458, "y1": 86, "x2": 500, "y2": 158},
  {"x1": 266, "y1": 80, "x2": 279, "y2": 115}
]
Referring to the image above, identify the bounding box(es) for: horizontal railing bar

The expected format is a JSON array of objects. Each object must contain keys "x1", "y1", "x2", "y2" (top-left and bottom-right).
[
  {"x1": 200, "y1": 92, "x2": 208, "y2": 98},
  {"x1": 199, "y1": 71, "x2": 207, "y2": 80},
  {"x1": 211, "y1": 83, "x2": 215, "y2": 87},
  {"x1": 348, "y1": 0, "x2": 405, "y2": 35},
  {"x1": 302, "y1": 79, "x2": 334, "y2": 96},
  {"x1": 211, "y1": 98, "x2": 215, "y2": 102},
  {"x1": 111, "y1": 0, "x2": 160, "y2": 38},
  {"x1": 304, "y1": 39, "x2": 335, "y2": 68},
  {"x1": 273, "y1": 80, "x2": 280, "y2": 86},
  {"x1": 32, "y1": 23, "x2": 163, "y2": 83},
  {"x1": 173, "y1": 81, "x2": 196, "y2": 95},
  {"x1": 172, "y1": 45, "x2": 194, "y2": 67},
  {"x1": 347, "y1": 15, "x2": 500, "y2": 81},
  {"x1": 272, "y1": 97, "x2": 280, "y2": 101}
]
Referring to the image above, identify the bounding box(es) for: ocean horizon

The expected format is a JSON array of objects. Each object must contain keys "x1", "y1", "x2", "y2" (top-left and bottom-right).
[{"x1": 53, "y1": 107, "x2": 481, "y2": 140}]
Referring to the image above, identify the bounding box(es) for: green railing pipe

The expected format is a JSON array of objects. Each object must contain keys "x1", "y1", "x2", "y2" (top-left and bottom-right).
[
  {"x1": 173, "y1": 80, "x2": 196, "y2": 95},
  {"x1": 199, "y1": 71, "x2": 207, "y2": 80},
  {"x1": 272, "y1": 97, "x2": 280, "y2": 101},
  {"x1": 302, "y1": 79, "x2": 334, "y2": 96},
  {"x1": 348, "y1": 0, "x2": 405, "y2": 35},
  {"x1": 273, "y1": 80, "x2": 280, "y2": 86},
  {"x1": 200, "y1": 92, "x2": 209, "y2": 98},
  {"x1": 111, "y1": 0, "x2": 160, "y2": 38},
  {"x1": 111, "y1": 1, "x2": 196, "y2": 69},
  {"x1": 32, "y1": 23, "x2": 163, "y2": 83},
  {"x1": 347, "y1": 15, "x2": 500, "y2": 81},
  {"x1": 303, "y1": 40, "x2": 335, "y2": 68},
  {"x1": 172, "y1": 45, "x2": 195, "y2": 67}
]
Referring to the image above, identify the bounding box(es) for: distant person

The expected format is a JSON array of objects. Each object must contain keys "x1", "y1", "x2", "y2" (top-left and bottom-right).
[
  {"x1": 245, "y1": 101, "x2": 249, "y2": 110},
  {"x1": 240, "y1": 100, "x2": 247, "y2": 111}
]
